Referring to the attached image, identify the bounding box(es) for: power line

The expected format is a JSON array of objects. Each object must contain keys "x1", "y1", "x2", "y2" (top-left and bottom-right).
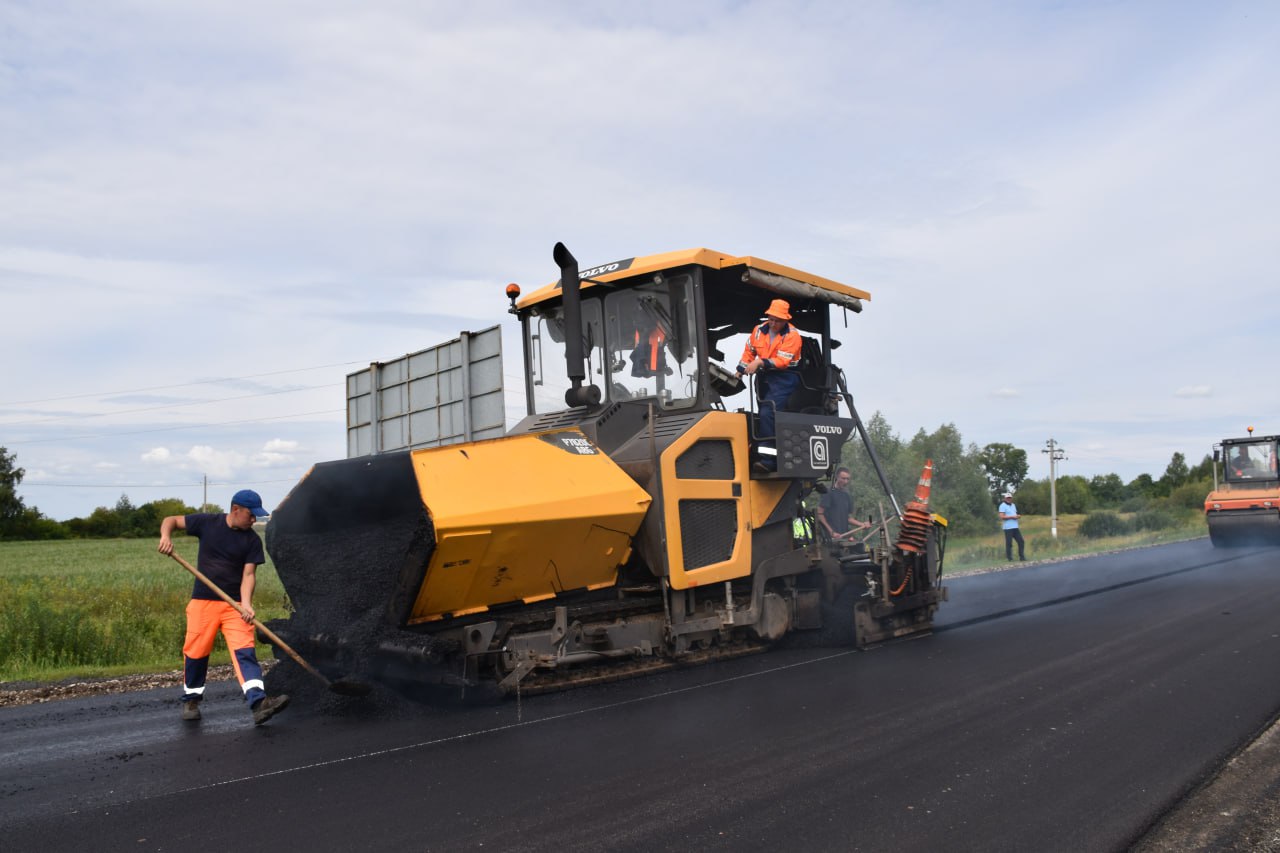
[
  {"x1": 22, "y1": 477, "x2": 305, "y2": 489},
  {"x1": 23, "y1": 481, "x2": 204, "y2": 488},
  {"x1": 6, "y1": 409, "x2": 345, "y2": 445},
  {"x1": 207, "y1": 478, "x2": 304, "y2": 486},
  {"x1": 2, "y1": 382, "x2": 343, "y2": 427},
  {"x1": 0, "y1": 361, "x2": 365, "y2": 407}
]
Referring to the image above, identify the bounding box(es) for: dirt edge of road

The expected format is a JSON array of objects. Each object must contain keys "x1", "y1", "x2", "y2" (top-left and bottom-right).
[
  {"x1": 1132, "y1": 711, "x2": 1280, "y2": 852},
  {"x1": 0, "y1": 661, "x2": 276, "y2": 708}
]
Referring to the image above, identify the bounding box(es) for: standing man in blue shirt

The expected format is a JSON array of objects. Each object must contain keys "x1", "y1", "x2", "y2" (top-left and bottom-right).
[
  {"x1": 998, "y1": 490, "x2": 1026, "y2": 562},
  {"x1": 158, "y1": 489, "x2": 290, "y2": 726}
]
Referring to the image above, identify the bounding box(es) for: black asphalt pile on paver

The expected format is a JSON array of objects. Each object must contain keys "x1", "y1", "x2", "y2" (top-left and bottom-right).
[{"x1": 265, "y1": 451, "x2": 441, "y2": 705}]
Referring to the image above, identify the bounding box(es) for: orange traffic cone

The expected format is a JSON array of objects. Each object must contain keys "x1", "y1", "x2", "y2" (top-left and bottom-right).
[{"x1": 895, "y1": 459, "x2": 934, "y2": 554}]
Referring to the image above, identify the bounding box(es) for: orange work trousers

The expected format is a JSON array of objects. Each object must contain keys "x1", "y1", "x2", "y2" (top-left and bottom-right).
[{"x1": 182, "y1": 599, "x2": 266, "y2": 707}]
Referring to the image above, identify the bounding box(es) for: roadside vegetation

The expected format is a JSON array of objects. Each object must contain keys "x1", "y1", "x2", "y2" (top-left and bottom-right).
[
  {"x1": 942, "y1": 512, "x2": 1206, "y2": 572},
  {"x1": 827, "y1": 412, "x2": 1212, "y2": 570}
]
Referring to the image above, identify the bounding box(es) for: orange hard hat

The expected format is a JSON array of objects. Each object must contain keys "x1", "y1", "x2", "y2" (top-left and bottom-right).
[{"x1": 764, "y1": 298, "x2": 792, "y2": 320}]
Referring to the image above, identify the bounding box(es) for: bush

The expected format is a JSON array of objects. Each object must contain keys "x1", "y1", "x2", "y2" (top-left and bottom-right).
[
  {"x1": 1080, "y1": 511, "x2": 1131, "y2": 539},
  {"x1": 1166, "y1": 479, "x2": 1212, "y2": 511},
  {"x1": 1133, "y1": 508, "x2": 1179, "y2": 532},
  {"x1": 1119, "y1": 495, "x2": 1149, "y2": 513}
]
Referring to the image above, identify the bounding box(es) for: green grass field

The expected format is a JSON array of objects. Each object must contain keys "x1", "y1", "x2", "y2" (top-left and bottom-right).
[
  {"x1": 0, "y1": 514, "x2": 1209, "y2": 685},
  {"x1": 0, "y1": 537, "x2": 290, "y2": 683}
]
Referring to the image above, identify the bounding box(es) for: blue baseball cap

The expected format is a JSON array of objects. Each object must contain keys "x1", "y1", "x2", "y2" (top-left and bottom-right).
[{"x1": 230, "y1": 489, "x2": 270, "y2": 519}]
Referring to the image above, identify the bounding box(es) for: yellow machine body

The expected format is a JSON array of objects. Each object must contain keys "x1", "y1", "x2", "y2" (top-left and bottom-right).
[
  {"x1": 406, "y1": 429, "x2": 652, "y2": 623},
  {"x1": 659, "y1": 411, "x2": 791, "y2": 589}
]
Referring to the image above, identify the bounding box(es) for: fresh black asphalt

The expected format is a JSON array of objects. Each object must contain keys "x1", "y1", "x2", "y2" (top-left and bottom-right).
[{"x1": 2, "y1": 539, "x2": 1279, "y2": 852}]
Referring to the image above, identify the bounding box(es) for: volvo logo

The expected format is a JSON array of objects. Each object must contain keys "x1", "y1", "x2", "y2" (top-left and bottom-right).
[
  {"x1": 580, "y1": 257, "x2": 635, "y2": 279},
  {"x1": 813, "y1": 424, "x2": 844, "y2": 435}
]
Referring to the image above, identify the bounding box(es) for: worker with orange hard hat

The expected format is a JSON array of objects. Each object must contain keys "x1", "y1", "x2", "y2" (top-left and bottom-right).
[{"x1": 738, "y1": 298, "x2": 803, "y2": 471}]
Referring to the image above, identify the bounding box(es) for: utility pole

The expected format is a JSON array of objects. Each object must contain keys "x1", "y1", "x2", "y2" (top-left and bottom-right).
[
  {"x1": 203, "y1": 474, "x2": 207, "y2": 509},
  {"x1": 1042, "y1": 438, "x2": 1066, "y2": 538}
]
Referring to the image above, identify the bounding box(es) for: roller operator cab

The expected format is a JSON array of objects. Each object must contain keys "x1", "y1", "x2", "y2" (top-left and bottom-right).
[
  {"x1": 1205, "y1": 432, "x2": 1280, "y2": 547},
  {"x1": 266, "y1": 244, "x2": 948, "y2": 696}
]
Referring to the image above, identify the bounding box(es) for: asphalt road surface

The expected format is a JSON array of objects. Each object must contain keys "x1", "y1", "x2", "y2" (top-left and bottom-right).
[{"x1": 3, "y1": 539, "x2": 1279, "y2": 852}]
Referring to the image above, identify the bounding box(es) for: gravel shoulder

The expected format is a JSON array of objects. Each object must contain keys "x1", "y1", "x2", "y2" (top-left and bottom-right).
[
  {"x1": 1134, "y1": 713, "x2": 1280, "y2": 852},
  {"x1": 0, "y1": 662, "x2": 273, "y2": 708}
]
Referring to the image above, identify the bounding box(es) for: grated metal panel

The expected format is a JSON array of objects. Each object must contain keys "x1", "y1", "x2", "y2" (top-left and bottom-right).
[
  {"x1": 676, "y1": 439, "x2": 735, "y2": 480},
  {"x1": 347, "y1": 326, "x2": 505, "y2": 455},
  {"x1": 679, "y1": 499, "x2": 737, "y2": 569}
]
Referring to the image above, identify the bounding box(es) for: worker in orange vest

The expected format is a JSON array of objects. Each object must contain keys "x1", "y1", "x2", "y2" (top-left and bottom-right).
[{"x1": 738, "y1": 298, "x2": 803, "y2": 471}]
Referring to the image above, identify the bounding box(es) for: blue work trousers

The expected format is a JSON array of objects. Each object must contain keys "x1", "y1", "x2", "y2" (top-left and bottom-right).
[{"x1": 757, "y1": 369, "x2": 800, "y2": 439}]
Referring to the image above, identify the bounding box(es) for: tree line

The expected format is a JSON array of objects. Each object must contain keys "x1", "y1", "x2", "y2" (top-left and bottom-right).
[
  {"x1": 2, "y1": 429, "x2": 1212, "y2": 541},
  {"x1": 836, "y1": 415, "x2": 1211, "y2": 538}
]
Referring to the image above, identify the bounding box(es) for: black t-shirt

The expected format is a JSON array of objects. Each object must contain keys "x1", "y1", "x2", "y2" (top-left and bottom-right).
[
  {"x1": 185, "y1": 513, "x2": 266, "y2": 601},
  {"x1": 819, "y1": 488, "x2": 854, "y2": 536}
]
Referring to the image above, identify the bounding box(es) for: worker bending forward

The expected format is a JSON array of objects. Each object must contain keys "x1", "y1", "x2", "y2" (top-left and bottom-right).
[
  {"x1": 738, "y1": 298, "x2": 803, "y2": 471},
  {"x1": 158, "y1": 489, "x2": 290, "y2": 726}
]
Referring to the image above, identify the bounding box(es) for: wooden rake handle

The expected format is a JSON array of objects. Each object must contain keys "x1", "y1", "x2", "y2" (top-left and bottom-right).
[{"x1": 165, "y1": 550, "x2": 330, "y2": 686}]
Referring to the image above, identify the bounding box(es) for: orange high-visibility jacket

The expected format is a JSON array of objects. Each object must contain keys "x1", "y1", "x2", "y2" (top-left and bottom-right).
[{"x1": 740, "y1": 322, "x2": 802, "y2": 370}]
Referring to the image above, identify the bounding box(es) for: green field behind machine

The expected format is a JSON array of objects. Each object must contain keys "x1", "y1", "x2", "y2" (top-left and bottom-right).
[
  {"x1": 0, "y1": 538, "x2": 289, "y2": 684},
  {"x1": 0, "y1": 514, "x2": 1207, "y2": 685}
]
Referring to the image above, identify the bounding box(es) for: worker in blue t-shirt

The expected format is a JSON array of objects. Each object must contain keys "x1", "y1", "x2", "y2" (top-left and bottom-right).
[
  {"x1": 158, "y1": 489, "x2": 290, "y2": 726},
  {"x1": 998, "y1": 491, "x2": 1026, "y2": 561}
]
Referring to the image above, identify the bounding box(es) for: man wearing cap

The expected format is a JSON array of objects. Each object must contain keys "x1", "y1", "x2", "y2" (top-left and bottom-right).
[
  {"x1": 998, "y1": 491, "x2": 1026, "y2": 562},
  {"x1": 158, "y1": 489, "x2": 290, "y2": 726},
  {"x1": 738, "y1": 298, "x2": 804, "y2": 471}
]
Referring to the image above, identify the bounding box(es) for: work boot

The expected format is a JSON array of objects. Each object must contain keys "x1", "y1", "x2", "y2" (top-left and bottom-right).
[
  {"x1": 252, "y1": 694, "x2": 290, "y2": 726},
  {"x1": 181, "y1": 700, "x2": 201, "y2": 721}
]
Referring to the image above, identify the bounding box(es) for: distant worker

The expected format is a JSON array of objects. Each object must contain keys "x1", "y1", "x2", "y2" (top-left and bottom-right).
[
  {"x1": 817, "y1": 466, "x2": 871, "y2": 545},
  {"x1": 158, "y1": 489, "x2": 290, "y2": 726},
  {"x1": 998, "y1": 490, "x2": 1026, "y2": 562},
  {"x1": 738, "y1": 298, "x2": 803, "y2": 471}
]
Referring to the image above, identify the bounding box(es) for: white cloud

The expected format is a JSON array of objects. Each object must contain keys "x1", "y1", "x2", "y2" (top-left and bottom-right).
[
  {"x1": 183, "y1": 445, "x2": 247, "y2": 479},
  {"x1": 253, "y1": 452, "x2": 292, "y2": 466},
  {"x1": 1174, "y1": 386, "x2": 1212, "y2": 398},
  {"x1": 991, "y1": 388, "x2": 1020, "y2": 399},
  {"x1": 141, "y1": 447, "x2": 171, "y2": 462},
  {"x1": 262, "y1": 438, "x2": 299, "y2": 452}
]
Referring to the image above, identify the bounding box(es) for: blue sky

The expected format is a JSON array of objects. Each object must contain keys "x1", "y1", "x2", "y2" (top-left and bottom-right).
[{"x1": 2, "y1": 1, "x2": 1278, "y2": 520}]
